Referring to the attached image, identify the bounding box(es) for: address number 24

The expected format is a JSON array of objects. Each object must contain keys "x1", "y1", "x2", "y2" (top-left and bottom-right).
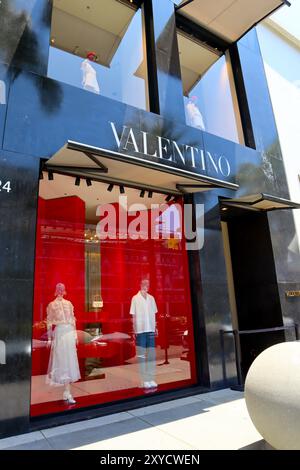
[{"x1": 0, "y1": 181, "x2": 12, "y2": 193}]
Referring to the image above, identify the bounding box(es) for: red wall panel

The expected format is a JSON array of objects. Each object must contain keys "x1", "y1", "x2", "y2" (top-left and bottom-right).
[{"x1": 32, "y1": 196, "x2": 86, "y2": 375}]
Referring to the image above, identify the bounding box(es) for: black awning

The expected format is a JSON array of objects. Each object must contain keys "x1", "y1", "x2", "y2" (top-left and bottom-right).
[
  {"x1": 44, "y1": 141, "x2": 238, "y2": 195},
  {"x1": 220, "y1": 193, "x2": 300, "y2": 212}
]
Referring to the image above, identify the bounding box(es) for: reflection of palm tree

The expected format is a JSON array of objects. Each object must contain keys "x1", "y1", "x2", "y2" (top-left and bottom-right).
[
  {"x1": 237, "y1": 162, "x2": 270, "y2": 194},
  {"x1": 0, "y1": 1, "x2": 27, "y2": 64},
  {"x1": 39, "y1": 78, "x2": 63, "y2": 114},
  {"x1": 0, "y1": 0, "x2": 62, "y2": 114},
  {"x1": 259, "y1": 138, "x2": 289, "y2": 197},
  {"x1": 142, "y1": 120, "x2": 187, "y2": 143},
  {"x1": 236, "y1": 135, "x2": 289, "y2": 196},
  {"x1": 139, "y1": 119, "x2": 202, "y2": 153},
  {"x1": 265, "y1": 139, "x2": 289, "y2": 197}
]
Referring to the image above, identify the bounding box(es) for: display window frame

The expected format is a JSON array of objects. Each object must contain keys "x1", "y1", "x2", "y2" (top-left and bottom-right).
[
  {"x1": 30, "y1": 170, "x2": 202, "y2": 420},
  {"x1": 47, "y1": 0, "x2": 150, "y2": 112}
]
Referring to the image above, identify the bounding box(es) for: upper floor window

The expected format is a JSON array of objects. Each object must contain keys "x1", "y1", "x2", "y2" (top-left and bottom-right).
[
  {"x1": 177, "y1": 31, "x2": 243, "y2": 144},
  {"x1": 48, "y1": 0, "x2": 149, "y2": 110}
]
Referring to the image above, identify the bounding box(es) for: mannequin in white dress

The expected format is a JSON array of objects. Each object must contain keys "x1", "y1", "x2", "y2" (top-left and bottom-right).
[
  {"x1": 186, "y1": 95, "x2": 205, "y2": 130},
  {"x1": 81, "y1": 51, "x2": 100, "y2": 94},
  {"x1": 46, "y1": 283, "x2": 80, "y2": 404}
]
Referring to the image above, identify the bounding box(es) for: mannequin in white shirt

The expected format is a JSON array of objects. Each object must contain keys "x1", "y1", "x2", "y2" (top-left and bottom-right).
[
  {"x1": 81, "y1": 51, "x2": 100, "y2": 94},
  {"x1": 130, "y1": 279, "x2": 158, "y2": 390},
  {"x1": 186, "y1": 95, "x2": 205, "y2": 130},
  {"x1": 0, "y1": 80, "x2": 6, "y2": 105}
]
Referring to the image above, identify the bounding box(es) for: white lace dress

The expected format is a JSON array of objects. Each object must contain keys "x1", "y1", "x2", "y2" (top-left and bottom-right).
[{"x1": 46, "y1": 298, "x2": 81, "y2": 386}]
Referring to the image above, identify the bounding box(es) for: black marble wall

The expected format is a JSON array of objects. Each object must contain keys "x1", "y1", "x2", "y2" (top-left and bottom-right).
[
  {"x1": 186, "y1": 133, "x2": 268, "y2": 388},
  {"x1": 236, "y1": 29, "x2": 300, "y2": 340},
  {"x1": 0, "y1": 0, "x2": 52, "y2": 75},
  {"x1": 227, "y1": 210, "x2": 285, "y2": 377},
  {"x1": 0, "y1": 63, "x2": 9, "y2": 147},
  {"x1": 144, "y1": 0, "x2": 185, "y2": 123},
  {"x1": 0, "y1": 150, "x2": 39, "y2": 438},
  {"x1": 192, "y1": 190, "x2": 237, "y2": 387},
  {"x1": 237, "y1": 30, "x2": 288, "y2": 198}
]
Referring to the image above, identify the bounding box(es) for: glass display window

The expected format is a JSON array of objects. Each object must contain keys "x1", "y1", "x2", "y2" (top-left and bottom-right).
[
  {"x1": 48, "y1": 0, "x2": 149, "y2": 110},
  {"x1": 177, "y1": 30, "x2": 243, "y2": 144},
  {"x1": 31, "y1": 174, "x2": 197, "y2": 416}
]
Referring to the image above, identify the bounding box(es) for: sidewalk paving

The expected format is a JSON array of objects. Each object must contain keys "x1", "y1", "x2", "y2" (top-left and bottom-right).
[{"x1": 0, "y1": 389, "x2": 271, "y2": 450}]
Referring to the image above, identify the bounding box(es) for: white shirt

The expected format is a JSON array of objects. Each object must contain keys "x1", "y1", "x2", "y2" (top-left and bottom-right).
[
  {"x1": 0, "y1": 80, "x2": 6, "y2": 105},
  {"x1": 186, "y1": 102, "x2": 205, "y2": 130},
  {"x1": 81, "y1": 59, "x2": 100, "y2": 94},
  {"x1": 130, "y1": 291, "x2": 158, "y2": 334}
]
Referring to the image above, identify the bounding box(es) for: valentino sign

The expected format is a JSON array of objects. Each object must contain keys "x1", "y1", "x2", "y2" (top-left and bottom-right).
[{"x1": 109, "y1": 122, "x2": 232, "y2": 179}]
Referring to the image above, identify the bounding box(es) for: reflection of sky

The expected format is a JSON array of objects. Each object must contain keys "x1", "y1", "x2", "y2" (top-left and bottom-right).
[
  {"x1": 270, "y1": 0, "x2": 300, "y2": 41},
  {"x1": 257, "y1": 24, "x2": 300, "y2": 85},
  {"x1": 12, "y1": 0, "x2": 37, "y2": 10},
  {"x1": 184, "y1": 56, "x2": 239, "y2": 143},
  {"x1": 48, "y1": 10, "x2": 147, "y2": 110}
]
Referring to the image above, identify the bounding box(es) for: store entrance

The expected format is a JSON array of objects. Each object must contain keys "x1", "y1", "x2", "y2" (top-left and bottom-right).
[{"x1": 222, "y1": 207, "x2": 285, "y2": 378}]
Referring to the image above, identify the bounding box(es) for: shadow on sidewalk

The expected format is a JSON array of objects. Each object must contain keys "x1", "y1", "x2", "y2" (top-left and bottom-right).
[
  {"x1": 1, "y1": 389, "x2": 245, "y2": 450},
  {"x1": 239, "y1": 439, "x2": 274, "y2": 450}
]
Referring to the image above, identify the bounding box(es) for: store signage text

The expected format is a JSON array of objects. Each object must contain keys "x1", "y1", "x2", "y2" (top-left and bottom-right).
[
  {"x1": 110, "y1": 122, "x2": 231, "y2": 178},
  {"x1": 286, "y1": 290, "x2": 300, "y2": 298},
  {"x1": 0, "y1": 340, "x2": 6, "y2": 365},
  {"x1": 0, "y1": 180, "x2": 12, "y2": 193}
]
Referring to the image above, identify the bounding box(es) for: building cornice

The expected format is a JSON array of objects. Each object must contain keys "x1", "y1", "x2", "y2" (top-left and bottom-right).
[{"x1": 263, "y1": 18, "x2": 300, "y2": 50}]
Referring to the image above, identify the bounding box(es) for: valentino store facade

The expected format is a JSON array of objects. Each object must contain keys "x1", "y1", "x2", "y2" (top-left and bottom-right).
[{"x1": 1, "y1": 0, "x2": 300, "y2": 439}]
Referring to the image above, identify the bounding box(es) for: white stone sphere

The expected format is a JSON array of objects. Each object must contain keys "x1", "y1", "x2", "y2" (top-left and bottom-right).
[{"x1": 245, "y1": 341, "x2": 300, "y2": 450}]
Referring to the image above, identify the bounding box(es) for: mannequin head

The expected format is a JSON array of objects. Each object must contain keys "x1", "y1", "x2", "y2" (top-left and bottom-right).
[
  {"x1": 55, "y1": 283, "x2": 66, "y2": 297},
  {"x1": 190, "y1": 95, "x2": 198, "y2": 104},
  {"x1": 87, "y1": 51, "x2": 97, "y2": 62},
  {"x1": 140, "y1": 279, "x2": 150, "y2": 294}
]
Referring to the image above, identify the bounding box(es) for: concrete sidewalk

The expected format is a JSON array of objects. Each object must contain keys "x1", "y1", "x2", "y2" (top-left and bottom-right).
[{"x1": 0, "y1": 389, "x2": 270, "y2": 450}]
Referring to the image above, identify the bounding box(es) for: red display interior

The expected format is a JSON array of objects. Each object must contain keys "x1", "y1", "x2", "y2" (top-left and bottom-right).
[{"x1": 31, "y1": 192, "x2": 196, "y2": 417}]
